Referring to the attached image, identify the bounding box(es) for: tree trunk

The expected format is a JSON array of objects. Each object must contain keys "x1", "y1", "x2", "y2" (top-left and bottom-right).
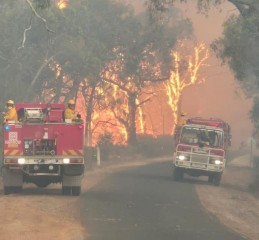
[
  {"x1": 228, "y1": 0, "x2": 259, "y2": 16},
  {"x1": 85, "y1": 85, "x2": 96, "y2": 147},
  {"x1": 53, "y1": 70, "x2": 65, "y2": 102},
  {"x1": 127, "y1": 93, "x2": 137, "y2": 146}
]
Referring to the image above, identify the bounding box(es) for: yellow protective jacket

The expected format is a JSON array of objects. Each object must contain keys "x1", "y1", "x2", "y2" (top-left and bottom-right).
[
  {"x1": 64, "y1": 107, "x2": 76, "y2": 120},
  {"x1": 4, "y1": 107, "x2": 18, "y2": 123},
  {"x1": 177, "y1": 117, "x2": 187, "y2": 127}
]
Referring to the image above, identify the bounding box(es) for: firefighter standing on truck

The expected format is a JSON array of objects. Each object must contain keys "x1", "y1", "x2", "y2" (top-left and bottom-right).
[
  {"x1": 3, "y1": 100, "x2": 17, "y2": 123},
  {"x1": 64, "y1": 99, "x2": 82, "y2": 122},
  {"x1": 174, "y1": 112, "x2": 187, "y2": 142},
  {"x1": 177, "y1": 112, "x2": 187, "y2": 127},
  {"x1": 64, "y1": 99, "x2": 76, "y2": 120}
]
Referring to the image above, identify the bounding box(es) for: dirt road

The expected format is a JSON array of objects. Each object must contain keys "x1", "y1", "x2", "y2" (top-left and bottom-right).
[{"x1": 0, "y1": 155, "x2": 258, "y2": 240}]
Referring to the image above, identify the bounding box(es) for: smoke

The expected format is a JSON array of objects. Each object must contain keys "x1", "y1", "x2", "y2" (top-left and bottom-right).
[
  {"x1": 121, "y1": 0, "x2": 253, "y2": 149},
  {"x1": 178, "y1": 2, "x2": 253, "y2": 149}
]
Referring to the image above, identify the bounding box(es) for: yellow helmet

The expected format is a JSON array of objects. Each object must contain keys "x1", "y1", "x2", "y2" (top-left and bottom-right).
[
  {"x1": 181, "y1": 112, "x2": 186, "y2": 116},
  {"x1": 7, "y1": 100, "x2": 14, "y2": 105},
  {"x1": 68, "y1": 99, "x2": 75, "y2": 105}
]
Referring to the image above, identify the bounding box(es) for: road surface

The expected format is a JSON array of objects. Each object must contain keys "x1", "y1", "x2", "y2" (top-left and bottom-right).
[{"x1": 80, "y1": 160, "x2": 245, "y2": 240}]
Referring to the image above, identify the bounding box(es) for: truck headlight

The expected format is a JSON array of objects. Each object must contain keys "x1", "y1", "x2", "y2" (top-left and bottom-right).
[
  {"x1": 177, "y1": 155, "x2": 190, "y2": 161},
  {"x1": 214, "y1": 160, "x2": 222, "y2": 165},
  {"x1": 209, "y1": 157, "x2": 223, "y2": 165},
  {"x1": 18, "y1": 158, "x2": 25, "y2": 164},
  {"x1": 63, "y1": 158, "x2": 70, "y2": 164}
]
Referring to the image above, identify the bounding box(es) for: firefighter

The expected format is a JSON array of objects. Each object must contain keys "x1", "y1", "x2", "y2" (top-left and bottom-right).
[
  {"x1": 174, "y1": 112, "x2": 187, "y2": 141},
  {"x1": 177, "y1": 112, "x2": 187, "y2": 127},
  {"x1": 64, "y1": 99, "x2": 76, "y2": 120},
  {"x1": 64, "y1": 99, "x2": 82, "y2": 122},
  {"x1": 3, "y1": 100, "x2": 18, "y2": 123}
]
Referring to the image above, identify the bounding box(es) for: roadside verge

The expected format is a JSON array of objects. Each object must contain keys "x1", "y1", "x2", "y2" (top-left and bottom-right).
[{"x1": 196, "y1": 154, "x2": 259, "y2": 240}]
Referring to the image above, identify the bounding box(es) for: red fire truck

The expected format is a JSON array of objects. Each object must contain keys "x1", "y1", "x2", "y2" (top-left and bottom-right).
[
  {"x1": 173, "y1": 117, "x2": 231, "y2": 186},
  {"x1": 1, "y1": 103, "x2": 85, "y2": 195}
]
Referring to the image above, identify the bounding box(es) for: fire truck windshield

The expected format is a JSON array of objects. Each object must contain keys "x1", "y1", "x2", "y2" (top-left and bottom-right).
[{"x1": 180, "y1": 126, "x2": 224, "y2": 148}]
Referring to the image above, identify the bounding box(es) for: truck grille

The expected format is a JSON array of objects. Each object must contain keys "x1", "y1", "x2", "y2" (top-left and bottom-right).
[
  {"x1": 24, "y1": 164, "x2": 60, "y2": 176},
  {"x1": 190, "y1": 154, "x2": 209, "y2": 164}
]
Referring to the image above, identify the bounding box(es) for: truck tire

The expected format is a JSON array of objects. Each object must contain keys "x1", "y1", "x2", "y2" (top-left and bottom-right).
[
  {"x1": 2, "y1": 168, "x2": 23, "y2": 194},
  {"x1": 62, "y1": 186, "x2": 71, "y2": 195},
  {"x1": 71, "y1": 186, "x2": 81, "y2": 196},
  {"x1": 173, "y1": 167, "x2": 184, "y2": 181},
  {"x1": 213, "y1": 173, "x2": 222, "y2": 186},
  {"x1": 3, "y1": 186, "x2": 22, "y2": 195},
  {"x1": 4, "y1": 186, "x2": 12, "y2": 195},
  {"x1": 13, "y1": 186, "x2": 23, "y2": 193},
  {"x1": 208, "y1": 175, "x2": 214, "y2": 183}
]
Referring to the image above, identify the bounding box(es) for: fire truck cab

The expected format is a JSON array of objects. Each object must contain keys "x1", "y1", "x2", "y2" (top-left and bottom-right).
[
  {"x1": 173, "y1": 117, "x2": 231, "y2": 186},
  {"x1": 1, "y1": 103, "x2": 85, "y2": 195}
]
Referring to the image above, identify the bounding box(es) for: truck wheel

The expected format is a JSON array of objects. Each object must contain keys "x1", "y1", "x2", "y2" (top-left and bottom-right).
[
  {"x1": 71, "y1": 186, "x2": 81, "y2": 196},
  {"x1": 173, "y1": 167, "x2": 184, "y2": 181},
  {"x1": 62, "y1": 186, "x2": 71, "y2": 195},
  {"x1": 4, "y1": 187, "x2": 12, "y2": 195},
  {"x1": 208, "y1": 175, "x2": 214, "y2": 183},
  {"x1": 4, "y1": 186, "x2": 22, "y2": 195},
  {"x1": 213, "y1": 173, "x2": 222, "y2": 186},
  {"x1": 13, "y1": 186, "x2": 23, "y2": 193}
]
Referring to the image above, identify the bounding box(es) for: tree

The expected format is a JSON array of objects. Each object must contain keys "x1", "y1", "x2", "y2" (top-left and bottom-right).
[
  {"x1": 212, "y1": 14, "x2": 259, "y2": 96},
  {"x1": 37, "y1": 0, "x2": 191, "y2": 146},
  {"x1": 164, "y1": 41, "x2": 209, "y2": 132},
  {"x1": 101, "y1": 11, "x2": 192, "y2": 145},
  {"x1": 250, "y1": 97, "x2": 259, "y2": 133},
  {"x1": 0, "y1": 0, "x2": 55, "y2": 104},
  {"x1": 148, "y1": 0, "x2": 259, "y2": 134},
  {"x1": 147, "y1": 0, "x2": 259, "y2": 17},
  {"x1": 38, "y1": 0, "x2": 147, "y2": 146}
]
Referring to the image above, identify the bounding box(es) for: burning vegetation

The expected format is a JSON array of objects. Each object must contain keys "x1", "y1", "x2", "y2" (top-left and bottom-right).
[
  {"x1": 1, "y1": 0, "x2": 211, "y2": 147},
  {"x1": 42, "y1": 40, "x2": 209, "y2": 146},
  {"x1": 56, "y1": 0, "x2": 69, "y2": 10}
]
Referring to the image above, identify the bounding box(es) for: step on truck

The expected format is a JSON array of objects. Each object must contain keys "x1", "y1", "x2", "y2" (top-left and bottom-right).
[
  {"x1": 173, "y1": 118, "x2": 231, "y2": 186},
  {"x1": 1, "y1": 103, "x2": 85, "y2": 195}
]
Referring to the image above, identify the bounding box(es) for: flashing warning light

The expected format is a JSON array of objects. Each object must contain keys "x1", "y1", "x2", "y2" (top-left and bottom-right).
[
  {"x1": 187, "y1": 118, "x2": 222, "y2": 128},
  {"x1": 4, "y1": 125, "x2": 10, "y2": 131},
  {"x1": 210, "y1": 123, "x2": 220, "y2": 127}
]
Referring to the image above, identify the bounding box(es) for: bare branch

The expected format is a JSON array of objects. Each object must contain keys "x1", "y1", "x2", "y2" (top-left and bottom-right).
[
  {"x1": 19, "y1": 15, "x2": 33, "y2": 49},
  {"x1": 30, "y1": 55, "x2": 54, "y2": 88},
  {"x1": 148, "y1": 76, "x2": 170, "y2": 82},
  {"x1": 26, "y1": 0, "x2": 54, "y2": 33},
  {"x1": 136, "y1": 96, "x2": 154, "y2": 107},
  {"x1": 112, "y1": 108, "x2": 129, "y2": 127},
  {"x1": 92, "y1": 119, "x2": 120, "y2": 132},
  {"x1": 103, "y1": 77, "x2": 130, "y2": 93}
]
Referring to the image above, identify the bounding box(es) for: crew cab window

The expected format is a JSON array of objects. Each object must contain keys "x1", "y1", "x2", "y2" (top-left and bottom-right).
[{"x1": 180, "y1": 126, "x2": 224, "y2": 147}]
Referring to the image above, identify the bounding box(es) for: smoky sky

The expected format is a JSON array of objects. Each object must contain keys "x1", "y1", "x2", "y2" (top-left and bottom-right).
[{"x1": 124, "y1": 0, "x2": 253, "y2": 149}]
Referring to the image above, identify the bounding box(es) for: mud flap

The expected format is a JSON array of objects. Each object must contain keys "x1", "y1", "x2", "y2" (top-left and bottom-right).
[
  {"x1": 62, "y1": 175, "x2": 83, "y2": 196},
  {"x1": 3, "y1": 168, "x2": 23, "y2": 187},
  {"x1": 63, "y1": 164, "x2": 84, "y2": 176},
  {"x1": 62, "y1": 174, "x2": 83, "y2": 187}
]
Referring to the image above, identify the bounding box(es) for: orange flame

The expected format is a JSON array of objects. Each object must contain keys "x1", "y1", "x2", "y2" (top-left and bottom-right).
[
  {"x1": 164, "y1": 42, "x2": 209, "y2": 132},
  {"x1": 136, "y1": 99, "x2": 145, "y2": 134},
  {"x1": 56, "y1": 0, "x2": 69, "y2": 9},
  {"x1": 41, "y1": 42, "x2": 210, "y2": 145}
]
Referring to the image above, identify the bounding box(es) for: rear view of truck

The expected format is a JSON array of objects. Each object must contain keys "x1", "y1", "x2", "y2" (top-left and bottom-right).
[{"x1": 2, "y1": 103, "x2": 85, "y2": 195}]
